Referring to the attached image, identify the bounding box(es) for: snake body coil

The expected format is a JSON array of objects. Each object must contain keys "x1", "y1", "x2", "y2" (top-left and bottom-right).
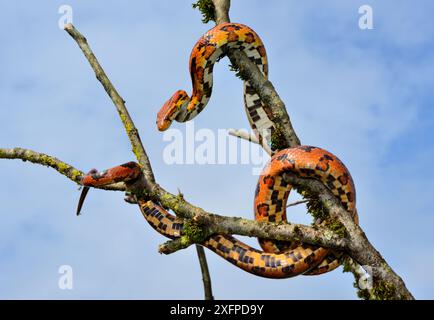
[
  {"x1": 80, "y1": 23, "x2": 358, "y2": 278},
  {"x1": 157, "y1": 23, "x2": 275, "y2": 153}
]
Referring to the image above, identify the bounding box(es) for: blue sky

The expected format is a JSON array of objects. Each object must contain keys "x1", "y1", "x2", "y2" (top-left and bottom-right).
[{"x1": 0, "y1": 0, "x2": 433, "y2": 299}]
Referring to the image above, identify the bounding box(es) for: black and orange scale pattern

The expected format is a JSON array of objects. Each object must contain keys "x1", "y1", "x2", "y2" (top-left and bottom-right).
[
  {"x1": 81, "y1": 145, "x2": 358, "y2": 278},
  {"x1": 157, "y1": 23, "x2": 275, "y2": 153}
]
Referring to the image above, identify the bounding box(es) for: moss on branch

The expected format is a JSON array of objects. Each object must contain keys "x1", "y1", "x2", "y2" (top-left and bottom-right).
[{"x1": 192, "y1": 0, "x2": 215, "y2": 23}]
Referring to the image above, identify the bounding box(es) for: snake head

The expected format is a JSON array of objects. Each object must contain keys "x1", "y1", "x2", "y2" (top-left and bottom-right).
[
  {"x1": 157, "y1": 90, "x2": 189, "y2": 131},
  {"x1": 76, "y1": 163, "x2": 141, "y2": 216}
]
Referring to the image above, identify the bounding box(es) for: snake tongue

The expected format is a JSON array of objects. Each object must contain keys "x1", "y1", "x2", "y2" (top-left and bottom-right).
[
  {"x1": 76, "y1": 168, "x2": 98, "y2": 216},
  {"x1": 76, "y1": 186, "x2": 90, "y2": 216}
]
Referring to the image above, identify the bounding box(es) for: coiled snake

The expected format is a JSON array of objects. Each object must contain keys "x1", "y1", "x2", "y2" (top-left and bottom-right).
[{"x1": 78, "y1": 23, "x2": 358, "y2": 278}]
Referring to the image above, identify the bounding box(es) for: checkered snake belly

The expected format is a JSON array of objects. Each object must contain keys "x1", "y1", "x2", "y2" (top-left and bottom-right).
[{"x1": 80, "y1": 23, "x2": 357, "y2": 278}]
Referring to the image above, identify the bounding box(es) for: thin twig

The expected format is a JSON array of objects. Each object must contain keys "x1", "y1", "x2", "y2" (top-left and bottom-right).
[
  {"x1": 228, "y1": 129, "x2": 259, "y2": 144},
  {"x1": 228, "y1": 128, "x2": 274, "y2": 156},
  {"x1": 195, "y1": 245, "x2": 214, "y2": 300},
  {"x1": 213, "y1": 0, "x2": 230, "y2": 24},
  {"x1": 286, "y1": 199, "x2": 309, "y2": 208}
]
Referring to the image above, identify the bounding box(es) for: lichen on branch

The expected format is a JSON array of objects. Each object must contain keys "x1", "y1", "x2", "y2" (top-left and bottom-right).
[{"x1": 192, "y1": 0, "x2": 215, "y2": 23}]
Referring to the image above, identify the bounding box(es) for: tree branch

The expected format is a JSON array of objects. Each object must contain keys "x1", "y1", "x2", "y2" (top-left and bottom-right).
[
  {"x1": 157, "y1": 204, "x2": 348, "y2": 255},
  {"x1": 212, "y1": 0, "x2": 230, "y2": 24},
  {"x1": 195, "y1": 245, "x2": 214, "y2": 300},
  {"x1": 286, "y1": 199, "x2": 309, "y2": 208},
  {"x1": 64, "y1": 23, "x2": 155, "y2": 184},
  {"x1": 228, "y1": 128, "x2": 272, "y2": 156},
  {"x1": 228, "y1": 129, "x2": 259, "y2": 144},
  {"x1": 1, "y1": 145, "x2": 339, "y2": 258},
  {"x1": 0, "y1": 147, "x2": 125, "y2": 191}
]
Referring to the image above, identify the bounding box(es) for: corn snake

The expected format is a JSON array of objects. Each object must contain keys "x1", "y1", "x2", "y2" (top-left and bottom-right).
[{"x1": 78, "y1": 23, "x2": 358, "y2": 278}]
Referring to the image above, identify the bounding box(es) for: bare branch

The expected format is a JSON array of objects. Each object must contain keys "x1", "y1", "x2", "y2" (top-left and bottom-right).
[
  {"x1": 64, "y1": 23, "x2": 155, "y2": 184},
  {"x1": 213, "y1": 0, "x2": 230, "y2": 24}
]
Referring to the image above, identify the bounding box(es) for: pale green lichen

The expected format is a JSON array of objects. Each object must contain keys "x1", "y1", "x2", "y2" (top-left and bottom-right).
[
  {"x1": 192, "y1": 0, "x2": 215, "y2": 23},
  {"x1": 323, "y1": 230, "x2": 334, "y2": 241},
  {"x1": 160, "y1": 237, "x2": 192, "y2": 253},
  {"x1": 176, "y1": 189, "x2": 184, "y2": 202},
  {"x1": 229, "y1": 63, "x2": 248, "y2": 81},
  {"x1": 183, "y1": 220, "x2": 209, "y2": 243},
  {"x1": 34, "y1": 154, "x2": 82, "y2": 183},
  {"x1": 370, "y1": 281, "x2": 397, "y2": 300},
  {"x1": 325, "y1": 220, "x2": 347, "y2": 238},
  {"x1": 159, "y1": 193, "x2": 180, "y2": 212},
  {"x1": 270, "y1": 125, "x2": 287, "y2": 151},
  {"x1": 118, "y1": 112, "x2": 142, "y2": 161},
  {"x1": 180, "y1": 235, "x2": 192, "y2": 246},
  {"x1": 295, "y1": 185, "x2": 327, "y2": 221}
]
